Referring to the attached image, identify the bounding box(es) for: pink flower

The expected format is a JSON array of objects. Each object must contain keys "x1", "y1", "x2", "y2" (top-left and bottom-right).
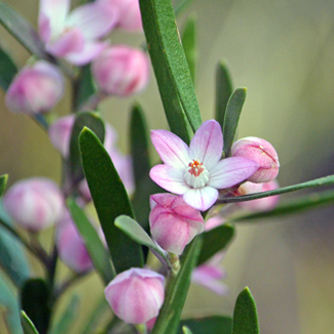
[
  {"x1": 98, "y1": 0, "x2": 142, "y2": 31},
  {"x1": 38, "y1": 0, "x2": 118, "y2": 65},
  {"x1": 150, "y1": 120, "x2": 259, "y2": 211},
  {"x1": 234, "y1": 180, "x2": 280, "y2": 212},
  {"x1": 104, "y1": 268, "x2": 165, "y2": 324},
  {"x1": 3, "y1": 178, "x2": 64, "y2": 232},
  {"x1": 56, "y1": 211, "x2": 94, "y2": 273},
  {"x1": 5, "y1": 61, "x2": 64, "y2": 115},
  {"x1": 149, "y1": 193, "x2": 204, "y2": 255},
  {"x1": 192, "y1": 253, "x2": 228, "y2": 295},
  {"x1": 231, "y1": 136, "x2": 279, "y2": 183},
  {"x1": 92, "y1": 45, "x2": 150, "y2": 97}
]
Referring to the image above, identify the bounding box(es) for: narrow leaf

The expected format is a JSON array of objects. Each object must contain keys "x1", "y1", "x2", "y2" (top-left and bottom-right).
[
  {"x1": 67, "y1": 198, "x2": 115, "y2": 284},
  {"x1": 182, "y1": 16, "x2": 197, "y2": 84},
  {"x1": 79, "y1": 127, "x2": 143, "y2": 273},
  {"x1": 0, "y1": 275, "x2": 24, "y2": 334},
  {"x1": 0, "y1": 47, "x2": 17, "y2": 91},
  {"x1": 130, "y1": 104, "x2": 160, "y2": 228},
  {"x1": 182, "y1": 326, "x2": 193, "y2": 334},
  {"x1": 115, "y1": 215, "x2": 171, "y2": 267},
  {"x1": 0, "y1": 2, "x2": 50, "y2": 60},
  {"x1": 179, "y1": 316, "x2": 233, "y2": 334},
  {"x1": 152, "y1": 237, "x2": 203, "y2": 334},
  {"x1": 215, "y1": 61, "x2": 233, "y2": 129},
  {"x1": 232, "y1": 287, "x2": 259, "y2": 334},
  {"x1": 49, "y1": 294, "x2": 79, "y2": 334},
  {"x1": 76, "y1": 65, "x2": 97, "y2": 109},
  {"x1": 0, "y1": 174, "x2": 8, "y2": 196},
  {"x1": 20, "y1": 279, "x2": 50, "y2": 334},
  {"x1": 140, "y1": 0, "x2": 202, "y2": 141},
  {"x1": 20, "y1": 311, "x2": 39, "y2": 334},
  {"x1": 0, "y1": 202, "x2": 31, "y2": 287},
  {"x1": 68, "y1": 112, "x2": 105, "y2": 186},
  {"x1": 233, "y1": 189, "x2": 334, "y2": 222},
  {"x1": 223, "y1": 88, "x2": 247, "y2": 156},
  {"x1": 218, "y1": 174, "x2": 334, "y2": 204},
  {"x1": 197, "y1": 224, "x2": 235, "y2": 266}
]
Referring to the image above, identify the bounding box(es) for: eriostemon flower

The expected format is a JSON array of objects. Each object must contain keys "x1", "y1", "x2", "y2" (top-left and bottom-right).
[
  {"x1": 38, "y1": 0, "x2": 118, "y2": 65},
  {"x1": 150, "y1": 120, "x2": 259, "y2": 211}
]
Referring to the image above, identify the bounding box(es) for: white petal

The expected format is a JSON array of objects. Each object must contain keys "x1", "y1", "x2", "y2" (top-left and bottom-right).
[
  {"x1": 183, "y1": 187, "x2": 218, "y2": 211},
  {"x1": 188, "y1": 120, "x2": 223, "y2": 170}
]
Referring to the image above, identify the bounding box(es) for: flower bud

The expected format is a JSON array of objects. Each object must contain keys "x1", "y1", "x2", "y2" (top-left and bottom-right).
[
  {"x1": 3, "y1": 178, "x2": 64, "y2": 232},
  {"x1": 56, "y1": 212, "x2": 94, "y2": 273},
  {"x1": 92, "y1": 45, "x2": 149, "y2": 97},
  {"x1": 149, "y1": 193, "x2": 204, "y2": 255},
  {"x1": 234, "y1": 180, "x2": 280, "y2": 212},
  {"x1": 231, "y1": 137, "x2": 279, "y2": 183},
  {"x1": 6, "y1": 61, "x2": 64, "y2": 115},
  {"x1": 104, "y1": 268, "x2": 165, "y2": 324},
  {"x1": 99, "y1": 0, "x2": 142, "y2": 31}
]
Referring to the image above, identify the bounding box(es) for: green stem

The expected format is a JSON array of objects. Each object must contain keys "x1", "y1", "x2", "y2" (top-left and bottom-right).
[{"x1": 217, "y1": 174, "x2": 334, "y2": 204}]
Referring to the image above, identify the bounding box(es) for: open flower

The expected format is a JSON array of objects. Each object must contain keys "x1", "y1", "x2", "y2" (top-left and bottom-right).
[
  {"x1": 38, "y1": 0, "x2": 118, "y2": 65},
  {"x1": 150, "y1": 120, "x2": 259, "y2": 211}
]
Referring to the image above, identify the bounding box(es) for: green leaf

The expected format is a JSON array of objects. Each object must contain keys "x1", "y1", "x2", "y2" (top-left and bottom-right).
[
  {"x1": 67, "y1": 111, "x2": 105, "y2": 186},
  {"x1": 223, "y1": 88, "x2": 247, "y2": 157},
  {"x1": 0, "y1": 275, "x2": 24, "y2": 334},
  {"x1": 179, "y1": 316, "x2": 233, "y2": 334},
  {"x1": 232, "y1": 287, "x2": 259, "y2": 334},
  {"x1": 130, "y1": 103, "x2": 160, "y2": 229},
  {"x1": 0, "y1": 174, "x2": 8, "y2": 196},
  {"x1": 79, "y1": 127, "x2": 143, "y2": 273},
  {"x1": 49, "y1": 294, "x2": 79, "y2": 334},
  {"x1": 0, "y1": 46, "x2": 17, "y2": 91},
  {"x1": 20, "y1": 311, "x2": 39, "y2": 334},
  {"x1": 151, "y1": 236, "x2": 203, "y2": 334},
  {"x1": 67, "y1": 198, "x2": 115, "y2": 284},
  {"x1": 233, "y1": 189, "x2": 334, "y2": 222},
  {"x1": 140, "y1": 0, "x2": 202, "y2": 141},
  {"x1": 0, "y1": 202, "x2": 31, "y2": 287},
  {"x1": 219, "y1": 174, "x2": 334, "y2": 204},
  {"x1": 20, "y1": 279, "x2": 50, "y2": 334},
  {"x1": 197, "y1": 223, "x2": 235, "y2": 266},
  {"x1": 182, "y1": 16, "x2": 197, "y2": 84},
  {"x1": 115, "y1": 215, "x2": 171, "y2": 267},
  {"x1": 0, "y1": 2, "x2": 50, "y2": 60},
  {"x1": 76, "y1": 65, "x2": 97, "y2": 109},
  {"x1": 215, "y1": 61, "x2": 233, "y2": 130},
  {"x1": 182, "y1": 326, "x2": 193, "y2": 334}
]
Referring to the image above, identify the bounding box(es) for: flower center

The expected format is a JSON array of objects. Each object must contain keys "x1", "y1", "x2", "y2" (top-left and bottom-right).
[{"x1": 184, "y1": 159, "x2": 210, "y2": 189}]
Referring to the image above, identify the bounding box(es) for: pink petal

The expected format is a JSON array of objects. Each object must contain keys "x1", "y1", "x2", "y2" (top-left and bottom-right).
[
  {"x1": 188, "y1": 120, "x2": 223, "y2": 170},
  {"x1": 39, "y1": 0, "x2": 70, "y2": 38},
  {"x1": 183, "y1": 186, "x2": 218, "y2": 211},
  {"x1": 149, "y1": 165, "x2": 189, "y2": 195},
  {"x1": 66, "y1": 2, "x2": 118, "y2": 40},
  {"x1": 208, "y1": 157, "x2": 259, "y2": 189},
  {"x1": 64, "y1": 42, "x2": 107, "y2": 66},
  {"x1": 45, "y1": 28, "x2": 85, "y2": 58},
  {"x1": 151, "y1": 130, "x2": 189, "y2": 168}
]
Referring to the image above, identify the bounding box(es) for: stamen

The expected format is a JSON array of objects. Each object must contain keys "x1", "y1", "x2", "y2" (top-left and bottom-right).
[
  {"x1": 184, "y1": 159, "x2": 210, "y2": 189},
  {"x1": 188, "y1": 160, "x2": 204, "y2": 177}
]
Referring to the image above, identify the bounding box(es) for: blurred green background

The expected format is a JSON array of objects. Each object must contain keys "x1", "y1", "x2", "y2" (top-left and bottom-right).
[{"x1": 1, "y1": 0, "x2": 334, "y2": 333}]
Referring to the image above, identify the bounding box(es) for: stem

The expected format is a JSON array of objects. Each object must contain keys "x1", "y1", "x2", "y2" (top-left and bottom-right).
[
  {"x1": 135, "y1": 324, "x2": 148, "y2": 334},
  {"x1": 168, "y1": 252, "x2": 180, "y2": 275}
]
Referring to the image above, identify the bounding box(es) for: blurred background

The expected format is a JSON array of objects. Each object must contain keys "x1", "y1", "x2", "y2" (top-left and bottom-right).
[{"x1": 1, "y1": 0, "x2": 334, "y2": 333}]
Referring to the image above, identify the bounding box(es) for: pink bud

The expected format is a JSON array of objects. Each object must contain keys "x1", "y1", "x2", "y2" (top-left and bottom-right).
[
  {"x1": 48, "y1": 115, "x2": 75, "y2": 158},
  {"x1": 149, "y1": 193, "x2": 204, "y2": 255},
  {"x1": 231, "y1": 137, "x2": 279, "y2": 183},
  {"x1": 235, "y1": 180, "x2": 280, "y2": 212},
  {"x1": 92, "y1": 45, "x2": 150, "y2": 97},
  {"x1": 6, "y1": 61, "x2": 64, "y2": 115},
  {"x1": 56, "y1": 212, "x2": 94, "y2": 273},
  {"x1": 99, "y1": 0, "x2": 142, "y2": 31},
  {"x1": 104, "y1": 268, "x2": 165, "y2": 324},
  {"x1": 3, "y1": 178, "x2": 64, "y2": 232}
]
